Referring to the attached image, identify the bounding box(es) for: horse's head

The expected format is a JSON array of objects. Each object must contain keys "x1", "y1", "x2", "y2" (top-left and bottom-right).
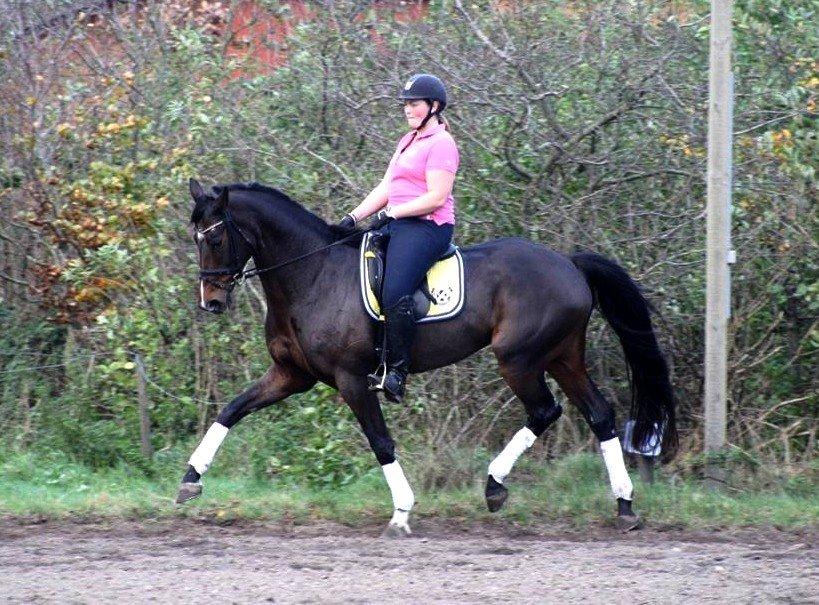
[{"x1": 189, "y1": 178, "x2": 253, "y2": 314}]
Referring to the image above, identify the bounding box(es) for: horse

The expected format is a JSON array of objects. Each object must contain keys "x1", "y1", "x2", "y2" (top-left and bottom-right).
[{"x1": 177, "y1": 178, "x2": 677, "y2": 535}]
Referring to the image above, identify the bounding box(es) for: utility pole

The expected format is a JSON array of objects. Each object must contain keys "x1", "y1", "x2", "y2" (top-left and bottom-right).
[{"x1": 704, "y1": 0, "x2": 734, "y2": 484}]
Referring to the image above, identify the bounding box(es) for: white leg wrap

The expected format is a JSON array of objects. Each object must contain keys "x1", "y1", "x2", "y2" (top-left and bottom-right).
[
  {"x1": 600, "y1": 437, "x2": 634, "y2": 500},
  {"x1": 382, "y1": 461, "x2": 414, "y2": 529},
  {"x1": 188, "y1": 422, "x2": 229, "y2": 475},
  {"x1": 488, "y1": 427, "x2": 537, "y2": 484}
]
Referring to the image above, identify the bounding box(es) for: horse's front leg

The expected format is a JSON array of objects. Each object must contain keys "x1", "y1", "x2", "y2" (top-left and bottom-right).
[
  {"x1": 175, "y1": 364, "x2": 315, "y2": 504},
  {"x1": 336, "y1": 371, "x2": 414, "y2": 537}
]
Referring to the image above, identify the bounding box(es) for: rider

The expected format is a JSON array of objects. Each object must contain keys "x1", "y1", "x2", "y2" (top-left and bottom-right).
[{"x1": 336, "y1": 74, "x2": 459, "y2": 403}]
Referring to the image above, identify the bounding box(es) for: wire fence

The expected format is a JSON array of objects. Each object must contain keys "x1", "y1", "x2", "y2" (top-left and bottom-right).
[{"x1": 0, "y1": 347, "x2": 229, "y2": 406}]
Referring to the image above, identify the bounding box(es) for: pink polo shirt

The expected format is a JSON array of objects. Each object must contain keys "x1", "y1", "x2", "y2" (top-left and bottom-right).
[{"x1": 386, "y1": 122, "x2": 459, "y2": 225}]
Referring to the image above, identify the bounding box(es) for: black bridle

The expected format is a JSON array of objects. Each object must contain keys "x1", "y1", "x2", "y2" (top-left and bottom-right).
[
  {"x1": 195, "y1": 210, "x2": 363, "y2": 294},
  {"x1": 196, "y1": 210, "x2": 248, "y2": 293}
]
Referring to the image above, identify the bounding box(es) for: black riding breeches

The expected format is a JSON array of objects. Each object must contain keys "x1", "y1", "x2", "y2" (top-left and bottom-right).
[{"x1": 382, "y1": 218, "x2": 454, "y2": 310}]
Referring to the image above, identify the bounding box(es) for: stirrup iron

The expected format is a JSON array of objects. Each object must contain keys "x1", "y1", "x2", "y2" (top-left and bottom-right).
[{"x1": 368, "y1": 361, "x2": 388, "y2": 391}]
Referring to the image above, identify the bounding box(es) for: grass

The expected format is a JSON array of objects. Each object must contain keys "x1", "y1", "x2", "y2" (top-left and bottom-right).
[{"x1": 0, "y1": 450, "x2": 816, "y2": 529}]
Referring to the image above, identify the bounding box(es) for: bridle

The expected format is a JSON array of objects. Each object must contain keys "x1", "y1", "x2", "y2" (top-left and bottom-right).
[
  {"x1": 195, "y1": 210, "x2": 363, "y2": 294},
  {"x1": 195, "y1": 210, "x2": 250, "y2": 294}
]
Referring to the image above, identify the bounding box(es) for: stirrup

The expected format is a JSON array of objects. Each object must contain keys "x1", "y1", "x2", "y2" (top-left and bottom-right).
[{"x1": 367, "y1": 362, "x2": 388, "y2": 391}]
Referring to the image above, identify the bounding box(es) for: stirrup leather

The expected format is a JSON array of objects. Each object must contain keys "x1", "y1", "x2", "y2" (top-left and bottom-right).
[{"x1": 368, "y1": 326, "x2": 389, "y2": 391}]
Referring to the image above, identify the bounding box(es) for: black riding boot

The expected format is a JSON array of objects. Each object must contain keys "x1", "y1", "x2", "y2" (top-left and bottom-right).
[{"x1": 369, "y1": 295, "x2": 415, "y2": 403}]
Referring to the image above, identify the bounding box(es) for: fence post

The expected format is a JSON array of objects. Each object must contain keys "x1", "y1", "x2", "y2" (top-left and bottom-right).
[
  {"x1": 19, "y1": 377, "x2": 31, "y2": 447},
  {"x1": 134, "y1": 353, "x2": 153, "y2": 460},
  {"x1": 636, "y1": 455, "x2": 655, "y2": 485}
]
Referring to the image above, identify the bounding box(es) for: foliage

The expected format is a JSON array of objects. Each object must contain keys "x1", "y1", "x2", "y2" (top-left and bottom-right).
[{"x1": 0, "y1": 0, "x2": 815, "y2": 489}]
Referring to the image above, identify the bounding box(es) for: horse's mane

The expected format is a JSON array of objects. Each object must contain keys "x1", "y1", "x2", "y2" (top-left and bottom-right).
[
  {"x1": 207, "y1": 182, "x2": 329, "y2": 232},
  {"x1": 214, "y1": 182, "x2": 299, "y2": 206},
  {"x1": 192, "y1": 181, "x2": 361, "y2": 245}
]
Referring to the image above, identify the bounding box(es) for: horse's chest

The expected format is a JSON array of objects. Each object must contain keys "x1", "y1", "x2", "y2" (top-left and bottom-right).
[{"x1": 268, "y1": 336, "x2": 310, "y2": 371}]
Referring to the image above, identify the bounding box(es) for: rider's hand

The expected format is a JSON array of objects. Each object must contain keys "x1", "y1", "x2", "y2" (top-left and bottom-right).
[
  {"x1": 368, "y1": 209, "x2": 393, "y2": 231},
  {"x1": 334, "y1": 213, "x2": 358, "y2": 234}
]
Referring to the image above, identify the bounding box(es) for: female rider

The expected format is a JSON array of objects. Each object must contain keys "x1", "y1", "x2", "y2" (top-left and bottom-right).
[{"x1": 336, "y1": 74, "x2": 459, "y2": 403}]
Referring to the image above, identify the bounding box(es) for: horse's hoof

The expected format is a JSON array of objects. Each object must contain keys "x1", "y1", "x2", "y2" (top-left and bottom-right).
[
  {"x1": 485, "y1": 476, "x2": 508, "y2": 513},
  {"x1": 175, "y1": 482, "x2": 202, "y2": 504},
  {"x1": 381, "y1": 523, "x2": 411, "y2": 538},
  {"x1": 615, "y1": 514, "x2": 643, "y2": 532}
]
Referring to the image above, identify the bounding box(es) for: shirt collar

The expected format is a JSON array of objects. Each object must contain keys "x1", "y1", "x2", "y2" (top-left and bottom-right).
[{"x1": 416, "y1": 122, "x2": 445, "y2": 139}]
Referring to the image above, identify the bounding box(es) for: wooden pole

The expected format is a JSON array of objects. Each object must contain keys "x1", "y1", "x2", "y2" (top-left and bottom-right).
[
  {"x1": 19, "y1": 377, "x2": 31, "y2": 448},
  {"x1": 134, "y1": 354, "x2": 153, "y2": 460},
  {"x1": 636, "y1": 455, "x2": 656, "y2": 485},
  {"x1": 704, "y1": 0, "x2": 734, "y2": 484}
]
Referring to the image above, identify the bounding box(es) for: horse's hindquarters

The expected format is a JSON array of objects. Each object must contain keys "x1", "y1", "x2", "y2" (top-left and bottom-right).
[{"x1": 407, "y1": 239, "x2": 592, "y2": 374}]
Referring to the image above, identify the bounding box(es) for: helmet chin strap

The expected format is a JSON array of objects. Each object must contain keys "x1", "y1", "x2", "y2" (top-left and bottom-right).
[
  {"x1": 401, "y1": 101, "x2": 440, "y2": 154},
  {"x1": 414, "y1": 102, "x2": 438, "y2": 131}
]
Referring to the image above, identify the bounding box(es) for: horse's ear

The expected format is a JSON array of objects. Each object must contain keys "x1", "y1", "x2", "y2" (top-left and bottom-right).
[
  {"x1": 214, "y1": 187, "x2": 229, "y2": 213},
  {"x1": 189, "y1": 178, "x2": 205, "y2": 201}
]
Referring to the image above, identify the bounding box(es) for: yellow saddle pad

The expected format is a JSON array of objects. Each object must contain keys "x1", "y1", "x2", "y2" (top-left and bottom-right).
[{"x1": 359, "y1": 232, "x2": 465, "y2": 324}]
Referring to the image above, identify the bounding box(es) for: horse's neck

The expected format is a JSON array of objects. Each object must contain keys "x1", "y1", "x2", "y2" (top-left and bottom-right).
[{"x1": 241, "y1": 204, "x2": 334, "y2": 310}]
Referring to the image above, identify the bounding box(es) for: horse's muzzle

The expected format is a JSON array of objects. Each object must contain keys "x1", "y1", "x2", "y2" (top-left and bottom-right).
[{"x1": 203, "y1": 299, "x2": 226, "y2": 314}]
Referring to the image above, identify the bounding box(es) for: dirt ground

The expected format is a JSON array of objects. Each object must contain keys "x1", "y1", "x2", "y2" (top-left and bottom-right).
[{"x1": 0, "y1": 518, "x2": 815, "y2": 604}]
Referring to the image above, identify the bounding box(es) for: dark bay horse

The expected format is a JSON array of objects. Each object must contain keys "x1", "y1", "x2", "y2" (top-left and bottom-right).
[{"x1": 177, "y1": 179, "x2": 677, "y2": 535}]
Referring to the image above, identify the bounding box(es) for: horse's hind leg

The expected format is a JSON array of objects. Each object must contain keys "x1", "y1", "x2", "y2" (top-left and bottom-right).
[
  {"x1": 548, "y1": 353, "x2": 642, "y2": 531},
  {"x1": 485, "y1": 363, "x2": 563, "y2": 512}
]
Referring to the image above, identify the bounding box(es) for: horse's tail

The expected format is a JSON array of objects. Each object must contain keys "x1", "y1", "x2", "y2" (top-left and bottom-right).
[{"x1": 571, "y1": 252, "x2": 678, "y2": 460}]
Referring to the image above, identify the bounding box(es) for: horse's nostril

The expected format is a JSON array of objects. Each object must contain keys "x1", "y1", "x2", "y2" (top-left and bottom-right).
[{"x1": 206, "y1": 300, "x2": 225, "y2": 313}]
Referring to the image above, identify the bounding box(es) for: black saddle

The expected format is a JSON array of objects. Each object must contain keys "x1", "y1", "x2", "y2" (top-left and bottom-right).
[{"x1": 365, "y1": 229, "x2": 457, "y2": 319}]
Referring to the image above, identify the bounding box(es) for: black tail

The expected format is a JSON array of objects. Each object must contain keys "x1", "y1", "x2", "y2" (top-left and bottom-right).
[{"x1": 571, "y1": 252, "x2": 678, "y2": 460}]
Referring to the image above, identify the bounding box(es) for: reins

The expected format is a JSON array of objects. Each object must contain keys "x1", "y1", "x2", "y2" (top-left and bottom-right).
[
  {"x1": 241, "y1": 230, "x2": 363, "y2": 279},
  {"x1": 197, "y1": 211, "x2": 364, "y2": 293}
]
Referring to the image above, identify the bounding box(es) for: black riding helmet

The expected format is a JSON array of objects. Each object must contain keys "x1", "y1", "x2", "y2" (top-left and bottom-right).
[
  {"x1": 399, "y1": 74, "x2": 447, "y2": 134},
  {"x1": 399, "y1": 73, "x2": 447, "y2": 112}
]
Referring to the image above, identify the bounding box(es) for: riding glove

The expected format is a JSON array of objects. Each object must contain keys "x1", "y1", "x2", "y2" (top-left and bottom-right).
[
  {"x1": 368, "y1": 209, "x2": 393, "y2": 231},
  {"x1": 335, "y1": 213, "x2": 358, "y2": 234}
]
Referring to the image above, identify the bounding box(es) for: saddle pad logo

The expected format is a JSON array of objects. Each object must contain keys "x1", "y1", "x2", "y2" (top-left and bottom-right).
[{"x1": 429, "y1": 285, "x2": 454, "y2": 305}]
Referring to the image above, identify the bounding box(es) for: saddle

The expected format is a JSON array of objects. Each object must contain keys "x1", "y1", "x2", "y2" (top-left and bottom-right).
[{"x1": 359, "y1": 230, "x2": 465, "y2": 323}]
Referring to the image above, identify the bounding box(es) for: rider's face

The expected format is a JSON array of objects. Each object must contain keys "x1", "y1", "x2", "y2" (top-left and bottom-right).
[{"x1": 404, "y1": 99, "x2": 434, "y2": 128}]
